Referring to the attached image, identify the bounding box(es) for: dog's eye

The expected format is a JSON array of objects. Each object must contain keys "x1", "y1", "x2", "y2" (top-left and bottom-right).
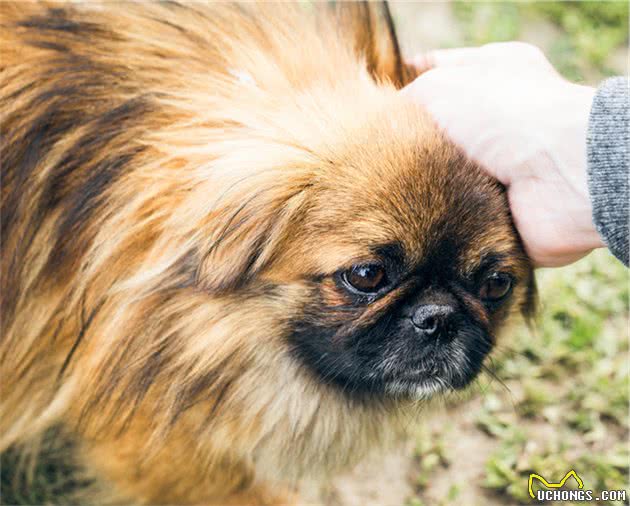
[
  {"x1": 342, "y1": 263, "x2": 388, "y2": 294},
  {"x1": 479, "y1": 272, "x2": 513, "y2": 301}
]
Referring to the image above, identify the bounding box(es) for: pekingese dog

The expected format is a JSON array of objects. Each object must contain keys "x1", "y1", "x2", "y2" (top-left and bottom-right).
[{"x1": 0, "y1": 2, "x2": 535, "y2": 504}]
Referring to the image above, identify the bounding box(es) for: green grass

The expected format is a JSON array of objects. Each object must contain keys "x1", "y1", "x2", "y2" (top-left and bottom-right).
[
  {"x1": 454, "y1": 0, "x2": 629, "y2": 82},
  {"x1": 482, "y1": 250, "x2": 628, "y2": 504},
  {"x1": 528, "y1": 1, "x2": 629, "y2": 80}
]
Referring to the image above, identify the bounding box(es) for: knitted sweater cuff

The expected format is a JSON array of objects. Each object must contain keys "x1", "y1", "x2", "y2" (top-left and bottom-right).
[{"x1": 586, "y1": 77, "x2": 629, "y2": 266}]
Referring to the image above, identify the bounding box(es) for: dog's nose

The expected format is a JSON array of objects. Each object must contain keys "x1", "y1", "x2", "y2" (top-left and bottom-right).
[{"x1": 410, "y1": 304, "x2": 454, "y2": 337}]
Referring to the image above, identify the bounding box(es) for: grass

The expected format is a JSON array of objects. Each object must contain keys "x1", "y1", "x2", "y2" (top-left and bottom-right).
[
  {"x1": 453, "y1": 0, "x2": 629, "y2": 82},
  {"x1": 483, "y1": 250, "x2": 628, "y2": 504}
]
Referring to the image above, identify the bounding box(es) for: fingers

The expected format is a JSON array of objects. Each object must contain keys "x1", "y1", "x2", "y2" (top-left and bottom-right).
[
  {"x1": 412, "y1": 47, "x2": 486, "y2": 71},
  {"x1": 409, "y1": 42, "x2": 553, "y2": 73},
  {"x1": 400, "y1": 64, "x2": 456, "y2": 102},
  {"x1": 408, "y1": 49, "x2": 475, "y2": 74},
  {"x1": 409, "y1": 46, "x2": 490, "y2": 74}
]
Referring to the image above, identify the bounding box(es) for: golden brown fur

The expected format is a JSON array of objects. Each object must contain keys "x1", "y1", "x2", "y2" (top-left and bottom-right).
[{"x1": 0, "y1": 2, "x2": 533, "y2": 504}]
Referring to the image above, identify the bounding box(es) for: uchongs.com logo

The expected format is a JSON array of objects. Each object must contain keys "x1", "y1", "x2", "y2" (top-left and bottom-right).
[{"x1": 528, "y1": 469, "x2": 627, "y2": 503}]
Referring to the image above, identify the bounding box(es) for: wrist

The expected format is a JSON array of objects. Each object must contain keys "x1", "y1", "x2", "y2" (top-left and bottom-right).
[
  {"x1": 567, "y1": 84, "x2": 603, "y2": 251},
  {"x1": 551, "y1": 83, "x2": 602, "y2": 255},
  {"x1": 518, "y1": 82, "x2": 603, "y2": 267}
]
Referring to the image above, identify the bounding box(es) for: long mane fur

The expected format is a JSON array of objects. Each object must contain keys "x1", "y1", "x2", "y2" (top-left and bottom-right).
[{"x1": 1, "y1": 2, "x2": 425, "y2": 502}]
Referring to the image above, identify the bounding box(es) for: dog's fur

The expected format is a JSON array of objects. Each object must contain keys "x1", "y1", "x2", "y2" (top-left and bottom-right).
[{"x1": 0, "y1": 2, "x2": 534, "y2": 504}]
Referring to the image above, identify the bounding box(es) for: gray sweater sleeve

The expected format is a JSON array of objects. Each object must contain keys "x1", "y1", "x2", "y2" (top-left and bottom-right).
[{"x1": 586, "y1": 77, "x2": 629, "y2": 266}]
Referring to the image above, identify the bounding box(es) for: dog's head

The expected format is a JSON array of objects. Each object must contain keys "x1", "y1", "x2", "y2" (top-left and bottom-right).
[
  {"x1": 139, "y1": 3, "x2": 536, "y2": 409},
  {"x1": 194, "y1": 94, "x2": 535, "y2": 402}
]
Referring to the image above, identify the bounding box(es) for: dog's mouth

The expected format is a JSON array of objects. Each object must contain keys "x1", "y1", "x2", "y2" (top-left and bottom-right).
[
  {"x1": 380, "y1": 348, "x2": 487, "y2": 398},
  {"x1": 354, "y1": 344, "x2": 489, "y2": 399},
  {"x1": 299, "y1": 326, "x2": 494, "y2": 400},
  {"x1": 290, "y1": 309, "x2": 495, "y2": 400}
]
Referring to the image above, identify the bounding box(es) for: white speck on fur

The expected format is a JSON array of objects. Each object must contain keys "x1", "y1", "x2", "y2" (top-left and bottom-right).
[{"x1": 228, "y1": 68, "x2": 257, "y2": 87}]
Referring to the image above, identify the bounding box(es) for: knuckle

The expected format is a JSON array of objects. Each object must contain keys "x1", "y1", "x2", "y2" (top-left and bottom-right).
[
  {"x1": 484, "y1": 41, "x2": 546, "y2": 61},
  {"x1": 514, "y1": 41, "x2": 544, "y2": 56}
]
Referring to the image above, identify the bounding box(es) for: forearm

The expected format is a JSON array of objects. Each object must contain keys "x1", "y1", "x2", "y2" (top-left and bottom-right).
[{"x1": 587, "y1": 77, "x2": 629, "y2": 266}]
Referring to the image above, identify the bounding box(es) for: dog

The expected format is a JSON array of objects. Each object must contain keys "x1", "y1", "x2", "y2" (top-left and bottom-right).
[{"x1": 0, "y1": 2, "x2": 535, "y2": 504}]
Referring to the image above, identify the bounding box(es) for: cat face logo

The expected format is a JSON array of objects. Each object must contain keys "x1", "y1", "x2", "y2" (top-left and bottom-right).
[{"x1": 528, "y1": 470, "x2": 584, "y2": 499}]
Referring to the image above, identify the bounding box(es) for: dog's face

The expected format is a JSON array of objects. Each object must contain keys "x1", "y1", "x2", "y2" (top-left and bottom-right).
[
  {"x1": 199, "y1": 97, "x2": 535, "y2": 403},
  {"x1": 289, "y1": 146, "x2": 532, "y2": 397}
]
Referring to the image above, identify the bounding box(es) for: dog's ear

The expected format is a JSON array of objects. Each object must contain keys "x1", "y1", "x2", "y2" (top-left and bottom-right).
[
  {"x1": 198, "y1": 183, "x2": 309, "y2": 293},
  {"x1": 521, "y1": 270, "x2": 538, "y2": 325},
  {"x1": 331, "y1": 1, "x2": 418, "y2": 88}
]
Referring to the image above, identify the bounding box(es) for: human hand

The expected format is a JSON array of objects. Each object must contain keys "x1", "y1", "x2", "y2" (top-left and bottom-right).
[{"x1": 403, "y1": 42, "x2": 603, "y2": 267}]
